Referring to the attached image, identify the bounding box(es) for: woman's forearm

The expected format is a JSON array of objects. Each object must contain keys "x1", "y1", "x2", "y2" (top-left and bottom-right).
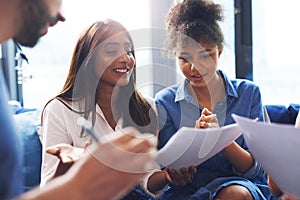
[
  {"x1": 222, "y1": 142, "x2": 254, "y2": 173},
  {"x1": 147, "y1": 170, "x2": 169, "y2": 194}
]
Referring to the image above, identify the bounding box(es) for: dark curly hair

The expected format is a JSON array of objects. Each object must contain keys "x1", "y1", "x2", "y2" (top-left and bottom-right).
[{"x1": 164, "y1": 0, "x2": 224, "y2": 55}]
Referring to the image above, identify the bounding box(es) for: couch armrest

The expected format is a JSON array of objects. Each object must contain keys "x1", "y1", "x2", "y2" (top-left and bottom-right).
[{"x1": 265, "y1": 104, "x2": 300, "y2": 124}]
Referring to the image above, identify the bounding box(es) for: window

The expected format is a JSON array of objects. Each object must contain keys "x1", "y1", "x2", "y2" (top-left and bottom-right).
[
  {"x1": 253, "y1": 0, "x2": 300, "y2": 105},
  {"x1": 17, "y1": 1, "x2": 239, "y2": 108},
  {"x1": 21, "y1": 0, "x2": 151, "y2": 108},
  {"x1": 8, "y1": 0, "x2": 299, "y2": 109},
  {"x1": 215, "y1": 0, "x2": 236, "y2": 78}
]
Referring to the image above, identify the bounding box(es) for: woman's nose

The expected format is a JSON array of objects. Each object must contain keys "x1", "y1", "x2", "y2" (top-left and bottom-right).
[
  {"x1": 118, "y1": 52, "x2": 131, "y2": 63},
  {"x1": 190, "y1": 62, "x2": 199, "y2": 70},
  {"x1": 190, "y1": 61, "x2": 203, "y2": 71}
]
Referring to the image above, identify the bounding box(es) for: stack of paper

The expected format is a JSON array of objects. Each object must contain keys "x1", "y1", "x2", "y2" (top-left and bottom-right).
[
  {"x1": 232, "y1": 114, "x2": 300, "y2": 198},
  {"x1": 155, "y1": 124, "x2": 243, "y2": 170}
]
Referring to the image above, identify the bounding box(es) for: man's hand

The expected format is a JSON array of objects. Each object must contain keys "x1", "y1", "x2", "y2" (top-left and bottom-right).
[
  {"x1": 20, "y1": 128, "x2": 157, "y2": 200},
  {"x1": 62, "y1": 127, "x2": 157, "y2": 200}
]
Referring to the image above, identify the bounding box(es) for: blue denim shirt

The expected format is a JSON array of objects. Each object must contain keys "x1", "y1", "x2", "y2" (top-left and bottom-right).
[
  {"x1": 155, "y1": 70, "x2": 272, "y2": 199},
  {"x1": 0, "y1": 73, "x2": 23, "y2": 199}
]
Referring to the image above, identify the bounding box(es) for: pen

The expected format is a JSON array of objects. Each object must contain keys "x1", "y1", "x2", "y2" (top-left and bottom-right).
[{"x1": 77, "y1": 117, "x2": 100, "y2": 143}]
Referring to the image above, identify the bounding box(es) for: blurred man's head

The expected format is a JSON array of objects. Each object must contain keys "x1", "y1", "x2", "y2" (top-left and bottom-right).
[{"x1": 14, "y1": 0, "x2": 65, "y2": 47}]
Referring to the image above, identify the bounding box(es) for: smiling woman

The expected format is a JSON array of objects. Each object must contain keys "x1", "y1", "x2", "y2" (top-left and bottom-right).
[
  {"x1": 39, "y1": 19, "x2": 158, "y2": 200},
  {"x1": 21, "y1": 0, "x2": 150, "y2": 108},
  {"x1": 95, "y1": 32, "x2": 135, "y2": 87}
]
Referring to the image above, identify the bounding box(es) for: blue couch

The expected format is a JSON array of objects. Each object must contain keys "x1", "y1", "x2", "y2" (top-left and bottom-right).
[
  {"x1": 265, "y1": 104, "x2": 300, "y2": 124},
  {"x1": 11, "y1": 102, "x2": 41, "y2": 192},
  {"x1": 11, "y1": 103, "x2": 154, "y2": 199},
  {"x1": 11, "y1": 103, "x2": 300, "y2": 194}
]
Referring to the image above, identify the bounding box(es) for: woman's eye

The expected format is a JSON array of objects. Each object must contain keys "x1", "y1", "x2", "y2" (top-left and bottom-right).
[
  {"x1": 106, "y1": 49, "x2": 117, "y2": 54},
  {"x1": 124, "y1": 46, "x2": 134, "y2": 54},
  {"x1": 178, "y1": 56, "x2": 190, "y2": 62},
  {"x1": 200, "y1": 54, "x2": 211, "y2": 59},
  {"x1": 126, "y1": 49, "x2": 134, "y2": 55}
]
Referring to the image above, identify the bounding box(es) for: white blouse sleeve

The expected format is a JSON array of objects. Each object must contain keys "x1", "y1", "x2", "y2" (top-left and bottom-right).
[
  {"x1": 140, "y1": 96, "x2": 167, "y2": 198},
  {"x1": 40, "y1": 99, "x2": 73, "y2": 186},
  {"x1": 144, "y1": 95, "x2": 157, "y2": 114}
]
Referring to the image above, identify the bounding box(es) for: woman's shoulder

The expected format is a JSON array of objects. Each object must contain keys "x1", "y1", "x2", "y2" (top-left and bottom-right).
[
  {"x1": 154, "y1": 84, "x2": 179, "y2": 100},
  {"x1": 227, "y1": 75, "x2": 260, "y2": 92},
  {"x1": 220, "y1": 70, "x2": 259, "y2": 89},
  {"x1": 44, "y1": 98, "x2": 76, "y2": 114},
  {"x1": 143, "y1": 95, "x2": 155, "y2": 107},
  {"x1": 45, "y1": 98, "x2": 65, "y2": 109},
  {"x1": 228, "y1": 79, "x2": 262, "y2": 101}
]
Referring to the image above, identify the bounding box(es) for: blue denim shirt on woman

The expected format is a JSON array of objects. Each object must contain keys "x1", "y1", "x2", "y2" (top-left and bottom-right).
[{"x1": 154, "y1": 70, "x2": 275, "y2": 200}]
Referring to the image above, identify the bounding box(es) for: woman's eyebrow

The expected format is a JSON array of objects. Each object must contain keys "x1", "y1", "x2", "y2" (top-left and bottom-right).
[
  {"x1": 104, "y1": 42, "x2": 120, "y2": 47},
  {"x1": 198, "y1": 49, "x2": 211, "y2": 53},
  {"x1": 104, "y1": 42, "x2": 132, "y2": 48},
  {"x1": 178, "y1": 52, "x2": 190, "y2": 56},
  {"x1": 124, "y1": 41, "x2": 132, "y2": 46}
]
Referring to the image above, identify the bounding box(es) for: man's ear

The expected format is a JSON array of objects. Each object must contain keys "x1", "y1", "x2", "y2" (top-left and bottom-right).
[{"x1": 218, "y1": 45, "x2": 224, "y2": 57}]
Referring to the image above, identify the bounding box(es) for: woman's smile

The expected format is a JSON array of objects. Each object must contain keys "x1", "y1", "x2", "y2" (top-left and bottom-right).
[
  {"x1": 189, "y1": 73, "x2": 207, "y2": 82},
  {"x1": 113, "y1": 66, "x2": 130, "y2": 74}
]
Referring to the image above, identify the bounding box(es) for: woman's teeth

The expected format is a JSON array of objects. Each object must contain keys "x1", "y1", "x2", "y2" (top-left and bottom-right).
[{"x1": 114, "y1": 68, "x2": 128, "y2": 73}]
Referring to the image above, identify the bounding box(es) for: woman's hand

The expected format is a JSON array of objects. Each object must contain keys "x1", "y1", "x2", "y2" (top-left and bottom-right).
[
  {"x1": 46, "y1": 143, "x2": 87, "y2": 164},
  {"x1": 195, "y1": 108, "x2": 219, "y2": 128},
  {"x1": 282, "y1": 194, "x2": 300, "y2": 200},
  {"x1": 268, "y1": 175, "x2": 300, "y2": 200},
  {"x1": 46, "y1": 143, "x2": 87, "y2": 178},
  {"x1": 164, "y1": 166, "x2": 197, "y2": 186}
]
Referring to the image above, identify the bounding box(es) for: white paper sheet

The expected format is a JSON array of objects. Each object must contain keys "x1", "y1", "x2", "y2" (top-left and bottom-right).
[
  {"x1": 232, "y1": 114, "x2": 300, "y2": 198},
  {"x1": 155, "y1": 124, "x2": 243, "y2": 170}
]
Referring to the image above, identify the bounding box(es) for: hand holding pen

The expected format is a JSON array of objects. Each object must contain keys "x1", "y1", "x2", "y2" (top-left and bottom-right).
[
  {"x1": 45, "y1": 117, "x2": 157, "y2": 181},
  {"x1": 76, "y1": 117, "x2": 158, "y2": 173}
]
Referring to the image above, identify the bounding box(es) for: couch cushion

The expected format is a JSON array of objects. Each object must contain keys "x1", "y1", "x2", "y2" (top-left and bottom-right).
[
  {"x1": 13, "y1": 108, "x2": 41, "y2": 192},
  {"x1": 265, "y1": 104, "x2": 300, "y2": 124}
]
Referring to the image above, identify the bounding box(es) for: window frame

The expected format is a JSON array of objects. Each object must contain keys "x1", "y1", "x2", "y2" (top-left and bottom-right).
[{"x1": 1, "y1": 0, "x2": 253, "y2": 106}]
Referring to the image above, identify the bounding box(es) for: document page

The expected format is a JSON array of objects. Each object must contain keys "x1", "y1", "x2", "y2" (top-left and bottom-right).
[
  {"x1": 155, "y1": 124, "x2": 243, "y2": 170},
  {"x1": 232, "y1": 114, "x2": 300, "y2": 198}
]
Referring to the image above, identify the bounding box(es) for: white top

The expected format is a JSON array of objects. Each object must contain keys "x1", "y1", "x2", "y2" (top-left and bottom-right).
[{"x1": 40, "y1": 96, "x2": 157, "y2": 186}]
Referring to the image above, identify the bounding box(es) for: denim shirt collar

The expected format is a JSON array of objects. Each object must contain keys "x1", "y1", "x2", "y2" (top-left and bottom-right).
[{"x1": 174, "y1": 70, "x2": 238, "y2": 105}]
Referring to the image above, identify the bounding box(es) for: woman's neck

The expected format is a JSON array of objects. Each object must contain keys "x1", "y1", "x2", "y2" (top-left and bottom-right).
[
  {"x1": 189, "y1": 74, "x2": 226, "y2": 111},
  {"x1": 96, "y1": 83, "x2": 120, "y2": 130}
]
